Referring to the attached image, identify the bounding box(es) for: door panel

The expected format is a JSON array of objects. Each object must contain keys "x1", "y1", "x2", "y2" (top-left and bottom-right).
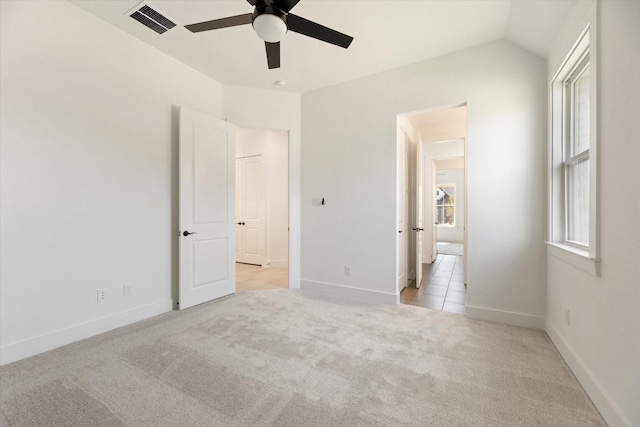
[
  {"x1": 193, "y1": 125, "x2": 228, "y2": 223},
  {"x1": 431, "y1": 160, "x2": 438, "y2": 262},
  {"x1": 397, "y1": 133, "x2": 408, "y2": 292},
  {"x1": 236, "y1": 155, "x2": 265, "y2": 265},
  {"x1": 179, "y1": 107, "x2": 236, "y2": 310},
  {"x1": 415, "y1": 141, "x2": 424, "y2": 287},
  {"x1": 235, "y1": 160, "x2": 241, "y2": 259},
  {"x1": 193, "y1": 239, "x2": 228, "y2": 286}
]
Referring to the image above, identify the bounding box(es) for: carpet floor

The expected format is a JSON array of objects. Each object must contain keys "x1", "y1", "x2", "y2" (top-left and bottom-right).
[{"x1": 0, "y1": 290, "x2": 606, "y2": 426}]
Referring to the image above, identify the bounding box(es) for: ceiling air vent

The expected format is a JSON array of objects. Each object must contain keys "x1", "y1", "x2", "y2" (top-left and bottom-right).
[{"x1": 128, "y1": 2, "x2": 176, "y2": 34}]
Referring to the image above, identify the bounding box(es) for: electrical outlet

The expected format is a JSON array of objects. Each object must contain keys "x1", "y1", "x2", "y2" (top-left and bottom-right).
[
  {"x1": 97, "y1": 288, "x2": 107, "y2": 303},
  {"x1": 123, "y1": 283, "x2": 133, "y2": 297},
  {"x1": 565, "y1": 308, "x2": 571, "y2": 326},
  {"x1": 344, "y1": 265, "x2": 351, "y2": 276}
]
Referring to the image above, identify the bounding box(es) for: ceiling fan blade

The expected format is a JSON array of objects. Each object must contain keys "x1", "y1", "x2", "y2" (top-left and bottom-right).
[
  {"x1": 184, "y1": 13, "x2": 252, "y2": 33},
  {"x1": 273, "y1": 0, "x2": 301, "y2": 12},
  {"x1": 287, "y1": 14, "x2": 353, "y2": 48},
  {"x1": 265, "y1": 42, "x2": 281, "y2": 69},
  {"x1": 246, "y1": 0, "x2": 257, "y2": 5}
]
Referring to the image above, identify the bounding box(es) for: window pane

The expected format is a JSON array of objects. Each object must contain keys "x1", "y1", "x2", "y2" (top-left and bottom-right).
[
  {"x1": 444, "y1": 206, "x2": 455, "y2": 225},
  {"x1": 443, "y1": 186, "x2": 455, "y2": 205},
  {"x1": 573, "y1": 65, "x2": 590, "y2": 155},
  {"x1": 436, "y1": 185, "x2": 455, "y2": 225},
  {"x1": 567, "y1": 156, "x2": 589, "y2": 245}
]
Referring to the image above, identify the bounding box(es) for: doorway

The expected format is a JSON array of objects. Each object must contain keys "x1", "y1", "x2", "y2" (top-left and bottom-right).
[
  {"x1": 235, "y1": 128, "x2": 289, "y2": 291},
  {"x1": 396, "y1": 105, "x2": 467, "y2": 313}
]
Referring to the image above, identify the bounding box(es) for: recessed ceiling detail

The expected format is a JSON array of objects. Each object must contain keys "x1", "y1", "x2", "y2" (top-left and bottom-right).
[{"x1": 128, "y1": 2, "x2": 177, "y2": 35}]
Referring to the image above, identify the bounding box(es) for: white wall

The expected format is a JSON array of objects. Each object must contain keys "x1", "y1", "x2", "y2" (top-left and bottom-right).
[
  {"x1": 222, "y1": 85, "x2": 301, "y2": 287},
  {"x1": 0, "y1": 1, "x2": 224, "y2": 364},
  {"x1": 436, "y1": 158, "x2": 465, "y2": 170},
  {"x1": 545, "y1": 2, "x2": 640, "y2": 426},
  {"x1": 236, "y1": 128, "x2": 289, "y2": 267},
  {"x1": 419, "y1": 107, "x2": 467, "y2": 144},
  {"x1": 435, "y1": 166, "x2": 465, "y2": 243},
  {"x1": 301, "y1": 40, "x2": 547, "y2": 326}
]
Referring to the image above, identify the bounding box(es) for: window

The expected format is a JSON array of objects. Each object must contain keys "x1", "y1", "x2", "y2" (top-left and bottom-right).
[
  {"x1": 549, "y1": 26, "x2": 599, "y2": 275},
  {"x1": 436, "y1": 185, "x2": 455, "y2": 226},
  {"x1": 564, "y1": 55, "x2": 590, "y2": 247}
]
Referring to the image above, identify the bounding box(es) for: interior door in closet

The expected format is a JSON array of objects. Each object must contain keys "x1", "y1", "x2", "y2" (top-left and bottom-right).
[{"x1": 236, "y1": 155, "x2": 265, "y2": 265}]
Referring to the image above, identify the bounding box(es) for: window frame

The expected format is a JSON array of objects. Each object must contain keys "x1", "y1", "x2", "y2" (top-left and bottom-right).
[
  {"x1": 562, "y1": 53, "x2": 590, "y2": 249},
  {"x1": 548, "y1": 25, "x2": 600, "y2": 276}
]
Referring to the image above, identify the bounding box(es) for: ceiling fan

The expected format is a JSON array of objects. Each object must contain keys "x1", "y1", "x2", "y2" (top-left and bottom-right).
[{"x1": 184, "y1": 0, "x2": 354, "y2": 69}]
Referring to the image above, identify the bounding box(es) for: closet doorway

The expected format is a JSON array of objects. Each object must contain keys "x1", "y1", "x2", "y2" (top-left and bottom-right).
[{"x1": 235, "y1": 128, "x2": 289, "y2": 291}]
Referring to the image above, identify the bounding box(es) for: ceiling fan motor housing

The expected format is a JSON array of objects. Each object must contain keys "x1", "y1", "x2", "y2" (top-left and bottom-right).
[{"x1": 252, "y1": 5, "x2": 288, "y2": 43}]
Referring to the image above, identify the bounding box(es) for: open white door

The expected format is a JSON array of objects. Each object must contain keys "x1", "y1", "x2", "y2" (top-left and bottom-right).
[
  {"x1": 397, "y1": 133, "x2": 408, "y2": 293},
  {"x1": 179, "y1": 107, "x2": 236, "y2": 310},
  {"x1": 431, "y1": 160, "x2": 438, "y2": 262},
  {"x1": 414, "y1": 141, "x2": 424, "y2": 287},
  {"x1": 236, "y1": 155, "x2": 265, "y2": 265},
  {"x1": 423, "y1": 156, "x2": 438, "y2": 264}
]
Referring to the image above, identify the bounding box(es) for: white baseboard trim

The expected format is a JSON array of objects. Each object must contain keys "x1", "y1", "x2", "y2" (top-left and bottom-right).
[
  {"x1": 300, "y1": 280, "x2": 398, "y2": 305},
  {"x1": 466, "y1": 304, "x2": 545, "y2": 330},
  {"x1": 265, "y1": 259, "x2": 288, "y2": 268},
  {"x1": 0, "y1": 299, "x2": 174, "y2": 366},
  {"x1": 546, "y1": 320, "x2": 632, "y2": 427}
]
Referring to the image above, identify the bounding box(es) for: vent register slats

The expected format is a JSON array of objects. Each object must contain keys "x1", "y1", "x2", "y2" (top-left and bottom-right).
[{"x1": 130, "y1": 4, "x2": 176, "y2": 34}]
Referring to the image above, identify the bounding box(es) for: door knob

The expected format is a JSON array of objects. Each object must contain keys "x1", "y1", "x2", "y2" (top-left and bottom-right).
[
  {"x1": 412, "y1": 228, "x2": 424, "y2": 232},
  {"x1": 183, "y1": 231, "x2": 197, "y2": 236}
]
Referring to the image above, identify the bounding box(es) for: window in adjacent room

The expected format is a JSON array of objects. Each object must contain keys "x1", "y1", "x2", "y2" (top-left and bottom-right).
[
  {"x1": 548, "y1": 26, "x2": 599, "y2": 275},
  {"x1": 436, "y1": 185, "x2": 455, "y2": 226}
]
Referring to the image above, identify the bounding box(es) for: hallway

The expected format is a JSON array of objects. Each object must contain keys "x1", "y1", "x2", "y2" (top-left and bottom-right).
[{"x1": 400, "y1": 254, "x2": 466, "y2": 314}]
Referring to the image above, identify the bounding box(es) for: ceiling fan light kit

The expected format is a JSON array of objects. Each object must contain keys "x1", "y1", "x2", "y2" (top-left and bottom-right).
[
  {"x1": 184, "y1": 0, "x2": 353, "y2": 70},
  {"x1": 252, "y1": 5, "x2": 287, "y2": 43}
]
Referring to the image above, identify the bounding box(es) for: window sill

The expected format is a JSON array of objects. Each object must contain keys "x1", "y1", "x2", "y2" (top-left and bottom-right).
[{"x1": 545, "y1": 242, "x2": 600, "y2": 276}]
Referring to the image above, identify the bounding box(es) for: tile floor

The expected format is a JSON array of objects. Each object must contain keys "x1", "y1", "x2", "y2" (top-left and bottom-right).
[
  {"x1": 236, "y1": 263, "x2": 288, "y2": 291},
  {"x1": 400, "y1": 254, "x2": 466, "y2": 314}
]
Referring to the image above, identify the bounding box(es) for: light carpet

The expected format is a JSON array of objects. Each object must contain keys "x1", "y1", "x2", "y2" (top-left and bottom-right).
[{"x1": 0, "y1": 290, "x2": 606, "y2": 426}]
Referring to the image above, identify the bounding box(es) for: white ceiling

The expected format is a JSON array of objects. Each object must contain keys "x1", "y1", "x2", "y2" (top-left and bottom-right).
[{"x1": 69, "y1": 0, "x2": 573, "y2": 94}]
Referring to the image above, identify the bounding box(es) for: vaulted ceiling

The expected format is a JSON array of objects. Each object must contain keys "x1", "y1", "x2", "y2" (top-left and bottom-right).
[{"x1": 70, "y1": 0, "x2": 573, "y2": 93}]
